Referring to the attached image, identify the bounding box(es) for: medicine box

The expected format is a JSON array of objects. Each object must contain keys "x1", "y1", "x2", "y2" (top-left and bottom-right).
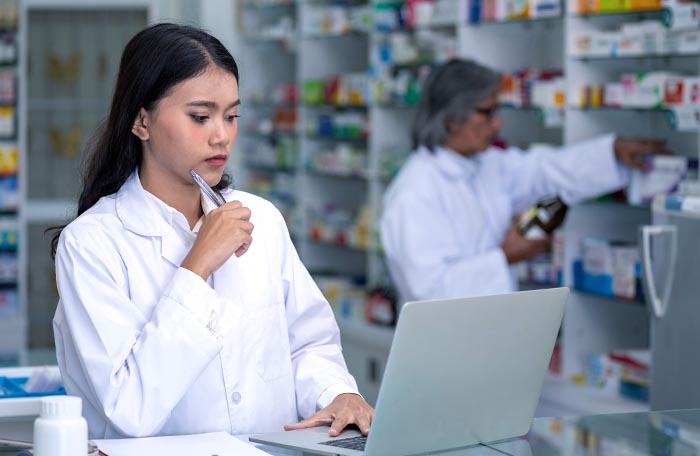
[
  {"x1": 574, "y1": 238, "x2": 642, "y2": 300},
  {"x1": 627, "y1": 155, "x2": 698, "y2": 205}
]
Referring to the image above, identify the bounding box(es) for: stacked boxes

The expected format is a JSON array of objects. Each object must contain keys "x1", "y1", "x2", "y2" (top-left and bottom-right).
[
  {"x1": 574, "y1": 238, "x2": 642, "y2": 301},
  {"x1": 500, "y1": 69, "x2": 565, "y2": 108}
]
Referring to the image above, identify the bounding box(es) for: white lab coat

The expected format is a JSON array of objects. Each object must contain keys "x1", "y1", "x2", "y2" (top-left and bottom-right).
[
  {"x1": 381, "y1": 134, "x2": 628, "y2": 304},
  {"x1": 53, "y1": 171, "x2": 358, "y2": 439}
]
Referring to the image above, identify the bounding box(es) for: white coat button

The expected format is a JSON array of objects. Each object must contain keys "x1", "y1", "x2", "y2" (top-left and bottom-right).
[{"x1": 231, "y1": 392, "x2": 242, "y2": 404}]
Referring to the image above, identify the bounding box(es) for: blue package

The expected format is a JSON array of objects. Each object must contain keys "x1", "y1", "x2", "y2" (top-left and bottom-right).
[{"x1": 0, "y1": 376, "x2": 65, "y2": 398}]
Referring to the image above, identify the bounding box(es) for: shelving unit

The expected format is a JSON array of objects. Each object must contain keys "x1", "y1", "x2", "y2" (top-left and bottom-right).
[
  {"x1": 0, "y1": 0, "x2": 22, "y2": 367},
  {"x1": 16, "y1": 0, "x2": 154, "y2": 363},
  {"x1": 552, "y1": 0, "x2": 700, "y2": 414},
  {"x1": 235, "y1": 0, "x2": 298, "y2": 227},
  {"x1": 295, "y1": 0, "x2": 372, "y2": 285}
]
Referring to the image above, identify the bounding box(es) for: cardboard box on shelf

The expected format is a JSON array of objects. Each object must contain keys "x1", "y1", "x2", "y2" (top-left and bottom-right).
[
  {"x1": 622, "y1": 71, "x2": 681, "y2": 108},
  {"x1": 663, "y1": 77, "x2": 700, "y2": 106},
  {"x1": 598, "y1": 0, "x2": 632, "y2": 12},
  {"x1": 628, "y1": 155, "x2": 697, "y2": 205},
  {"x1": 668, "y1": 30, "x2": 700, "y2": 54},
  {"x1": 576, "y1": 238, "x2": 642, "y2": 300}
]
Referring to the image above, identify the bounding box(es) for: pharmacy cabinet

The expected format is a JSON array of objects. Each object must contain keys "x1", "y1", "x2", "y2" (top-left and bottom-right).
[
  {"x1": 17, "y1": 0, "x2": 152, "y2": 360},
  {"x1": 560, "y1": 204, "x2": 651, "y2": 379},
  {"x1": 235, "y1": 0, "x2": 298, "y2": 225},
  {"x1": 554, "y1": 0, "x2": 700, "y2": 414},
  {"x1": 0, "y1": 0, "x2": 22, "y2": 366}
]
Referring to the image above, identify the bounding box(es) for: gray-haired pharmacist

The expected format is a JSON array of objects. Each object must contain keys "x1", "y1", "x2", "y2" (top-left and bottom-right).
[{"x1": 381, "y1": 59, "x2": 667, "y2": 304}]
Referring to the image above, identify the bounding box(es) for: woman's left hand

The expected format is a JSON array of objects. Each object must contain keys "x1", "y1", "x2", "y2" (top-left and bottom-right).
[
  {"x1": 614, "y1": 137, "x2": 670, "y2": 170},
  {"x1": 284, "y1": 393, "x2": 374, "y2": 437}
]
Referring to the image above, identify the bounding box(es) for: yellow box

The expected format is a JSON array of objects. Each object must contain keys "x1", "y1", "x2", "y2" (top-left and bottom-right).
[{"x1": 598, "y1": 0, "x2": 631, "y2": 12}]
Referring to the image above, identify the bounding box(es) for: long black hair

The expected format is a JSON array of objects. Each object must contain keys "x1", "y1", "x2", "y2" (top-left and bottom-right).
[{"x1": 50, "y1": 22, "x2": 239, "y2": 258}]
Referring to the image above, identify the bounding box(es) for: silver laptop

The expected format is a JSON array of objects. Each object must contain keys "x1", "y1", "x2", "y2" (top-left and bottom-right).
[{"x1": 250, "y1": 288, "x2": 568, "y2": 456}]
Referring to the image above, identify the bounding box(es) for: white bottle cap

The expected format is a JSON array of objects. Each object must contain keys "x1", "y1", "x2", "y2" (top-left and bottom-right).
[{"x1": 40, "y1": 396, "x2": 82, "y2": 419}]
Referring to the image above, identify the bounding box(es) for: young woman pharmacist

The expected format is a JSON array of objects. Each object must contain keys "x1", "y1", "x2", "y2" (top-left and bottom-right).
[{"x1": 51, "y1": 23, "x2": 372, "y2": 440}]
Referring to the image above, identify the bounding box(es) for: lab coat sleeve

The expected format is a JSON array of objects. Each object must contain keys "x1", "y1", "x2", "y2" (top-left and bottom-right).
[
  {"x1": 55, "y1": 225, "x2": 227, "y2": 437},
  {"x1": 270, "y1": 209, "x2": 359, "y2": 418},
  {"x1": 502, "y1": 134, "x2": 629, "y2": 213},
  {"x1": 381, "y1": 189, "x2": 512, "y2": 302}
]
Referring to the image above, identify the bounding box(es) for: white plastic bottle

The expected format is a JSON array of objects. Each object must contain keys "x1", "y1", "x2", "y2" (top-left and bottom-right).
[{"x1": 33, "y1": 396, "x2": 88, "y2": 456}]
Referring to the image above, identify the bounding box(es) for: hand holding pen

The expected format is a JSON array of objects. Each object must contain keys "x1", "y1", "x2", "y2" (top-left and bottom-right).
[{"x1": 180, "y1": 170, "x2": 254, "y2": 281}]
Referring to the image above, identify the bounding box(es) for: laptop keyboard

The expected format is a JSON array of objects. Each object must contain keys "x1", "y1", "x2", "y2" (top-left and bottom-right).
[{"x1": 319, "y1": 435, "x2": 367, "y2": 451}]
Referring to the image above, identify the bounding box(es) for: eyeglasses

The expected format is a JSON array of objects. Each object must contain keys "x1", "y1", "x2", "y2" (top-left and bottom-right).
[{"x1": 474, "y1": 106, "x2": 500, "y2": 119}]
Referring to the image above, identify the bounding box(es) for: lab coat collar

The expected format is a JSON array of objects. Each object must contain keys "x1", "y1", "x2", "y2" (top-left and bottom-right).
[
  {"x1": 428, "y1": 146, "x2": 480, "y2": 181},
  {"x1": 117, "y1": 171, "x2": 222, "y2": 234},
  {"x1": 116, "y1": 172, "x2": 167, "y2": 237},
  {"x1": 116, "y1": 171, "x2": 217, "y2": 267}
]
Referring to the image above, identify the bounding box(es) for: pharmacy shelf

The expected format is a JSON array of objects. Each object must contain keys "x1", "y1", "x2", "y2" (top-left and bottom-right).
[
  {"x1": 302, "y1": 30, "x2": 369, "y2": 39},
  {"x1": 336, "y1": 318, "x2": 394, "y2": 352},
  {"x1": 572, "y1": 288, "x2": 645, "y2": 306},
  {"x1": 240, "y1": 0, "x2": 294, "y2": 9},
  {"x1": 0, "y1": 0, "x2": 21, "y2": 370},
  {"x1": 572, "y1": 53, "x2": 699, "y2": 61},
  {"x1": 383, "y1": 61, "x2": 435, "y2": 71},
  {"x1": 241, "y1": 33, "x2": 293, "y2": 43},
  {"x1": 247, "y1": 101, "x2": 297, "y2": 109},
  {"x1": 305, "y1": 134, "x2": 368, "y2": 143},
  {"x1": 306, "y1": 168, "x2": 374, "y2": 181},
  {"x1": 540, "y1": 373, "x2": 649, "y2": 417},
  {"x1": 244, "y1": 127, "x2": 296, "y2": 135},
  {"x1": 306, "y1": 237, "x2": 372, "y2": 254},
  {"x1": 378, "y1": 22, "x2": 457, "y2": 32},
  {"x1": 26, "y1": 98, "x2": 109, "y2": 111},
  {"x1": 568, "y1": 106, "x2": 666, "y2": 112},
  {"x1": 471, "y1": 16, "x2": 562, "y2": 26},
  {"x1": 244, "y1": 162, "x2": 296, "y2": 174},
  {"x1": 570, "y1": 9, "x2": 663, "y2": 18},
  {"x1": 302, "y1": 103, "x2": 369, "y2": 110},
  {"x1": 373, "y1": 102, "x2": 419, "y2": 110}
]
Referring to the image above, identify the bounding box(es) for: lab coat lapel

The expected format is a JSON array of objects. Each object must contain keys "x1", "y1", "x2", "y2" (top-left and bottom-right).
[
  {"x1": 116, "y1": 171, "x2": 191, "y2": 268},
  {"x1": 159, "y1": 230, "x2": 190, "y2": 268}
]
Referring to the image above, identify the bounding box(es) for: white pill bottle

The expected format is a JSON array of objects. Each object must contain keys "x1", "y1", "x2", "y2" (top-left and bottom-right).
[{"x1": 34, "y1": 396, "x2": 88, "y2": 456}]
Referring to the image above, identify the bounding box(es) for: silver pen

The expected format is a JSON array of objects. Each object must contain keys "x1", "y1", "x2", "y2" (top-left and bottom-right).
[{"x1": 190, "y1": 169, "x2": 226, "y2": 207}]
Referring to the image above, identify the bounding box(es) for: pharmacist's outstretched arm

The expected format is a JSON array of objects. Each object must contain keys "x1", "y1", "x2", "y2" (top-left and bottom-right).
[
  {"x1": 613, "y1": 137, "x2": 671, "y2": 170},
  {"x1": 284, "y1": 393, "x2": 374, "y2": 436},
  {"x1": 504, "y1": 135, "x2": 624, "y2": 213}
]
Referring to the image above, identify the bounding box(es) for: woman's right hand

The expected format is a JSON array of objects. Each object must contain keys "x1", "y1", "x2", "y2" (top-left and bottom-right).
[
  {"x1": 181, "y1": 200, "x2": 254, "y2": 280},
  {"x1": 501, "y1": 222, "x2": 551, "y2": 265}
]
